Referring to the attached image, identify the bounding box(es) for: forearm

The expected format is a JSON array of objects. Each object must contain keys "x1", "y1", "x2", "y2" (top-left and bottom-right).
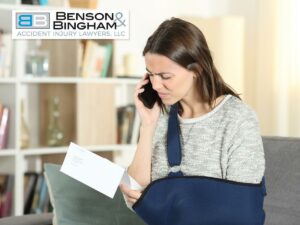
[{"x1": 128, "y1": 125, "x2": 155, "y2": 187}]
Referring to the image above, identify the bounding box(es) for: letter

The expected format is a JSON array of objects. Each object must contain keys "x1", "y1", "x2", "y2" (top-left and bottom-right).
[
  {"x1": 75, "y1": 13, "x2": 85, "y2": 20},
  {"x1": 95, "y1": 13, "x2": 104, "y2": 20},
  {"x1": 18, "y1": 14, "x2": 32, "y2": 27},
  {"x1": 105, "y1": 13, "x2": 114, "y2": 21},
  {"x1": 85, "y1": 13, "x2": 94, "y2": 20},
  {"x1": 78, "y1": 22, "x2": 86, "y2": 30},
  {"x1": 56, "y1": 12, "x2": 66, "y2": 20},
  {"x1": 106, "y1": 23, "x2": 117, "y2": 29},
  {"x1": 67, "y1": 13, "x2": 75, "y2": 20},
  {"x1": 68, "y1": 22, "x2": 76, "y2": 29},
  {"x1": 33, "y1": 14, "x2": 48, "y2": 28},
  {"x1": 53, "y1": 21, "x2": 63, "y2": 29}
]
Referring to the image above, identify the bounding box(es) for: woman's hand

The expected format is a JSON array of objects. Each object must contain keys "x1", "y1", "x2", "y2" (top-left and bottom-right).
[
  {"x1": 134, "y1": 74, "x2": 161, "y2": 127},
  {"x1": 120, "y1": 184, "x2": 142, "y2": 205}
]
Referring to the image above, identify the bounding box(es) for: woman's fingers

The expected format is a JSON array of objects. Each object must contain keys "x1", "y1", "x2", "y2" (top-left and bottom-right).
[
  {"x1": 120, "y1": 184, "x2": 142, "y2": 204},
  {"x1": 127, "y1": 196, "x2": 138, "y2": 204},
  {"x1": 135, "y1": 74, "x2": 149, "y2": 91},
  {"x1": 120, "y1": 184, "x2": 142, "y2": 199},
  {"x1": 137, "y1": 88, "x2": 145, "y2": 94},
  {"x1": 135, "y1": 80, "x2": 149, "y2": 93}
]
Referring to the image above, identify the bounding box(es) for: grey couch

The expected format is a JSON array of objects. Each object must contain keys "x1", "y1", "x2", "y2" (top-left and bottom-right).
[{"x1": 0, "y1": 136, "x2": 299, "y2": 225}]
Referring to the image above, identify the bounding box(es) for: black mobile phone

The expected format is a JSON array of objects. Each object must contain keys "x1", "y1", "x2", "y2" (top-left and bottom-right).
[{"x1": 138, "y1": 78, "x2": 161, "y2": 109}]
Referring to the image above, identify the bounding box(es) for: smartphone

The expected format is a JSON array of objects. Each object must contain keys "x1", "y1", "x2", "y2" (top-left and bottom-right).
[{"x1": 138, "y1": 77, "x2": 162, "y2": 109}]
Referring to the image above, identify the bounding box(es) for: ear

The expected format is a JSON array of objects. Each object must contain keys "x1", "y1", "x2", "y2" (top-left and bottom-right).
[
  {"x1": 193, "y1": 72, "x2": 197, "y2": 79},
  {"x1": 187, "y1": 62, "x2": 203, "y2": 76}
]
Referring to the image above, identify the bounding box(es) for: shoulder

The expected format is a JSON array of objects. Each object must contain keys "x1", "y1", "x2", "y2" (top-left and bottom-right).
[
  {"x1": 223, "y1": 95, "x2": 258, "y2": 120},
  {"x1": 221, "y1": 95, "x2": 260, "y2": 129},
  {"x1": 217, "y1": 95, "x2": 262, "y2": 152}
]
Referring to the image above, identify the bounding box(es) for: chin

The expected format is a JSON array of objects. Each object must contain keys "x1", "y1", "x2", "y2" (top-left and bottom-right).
[{"x1": 161, "y1": 98, "x2": 178, "y2": 106}]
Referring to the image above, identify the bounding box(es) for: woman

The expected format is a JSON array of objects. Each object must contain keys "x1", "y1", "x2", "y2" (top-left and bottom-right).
[{"x1": 120, "y1": 17, "x2": 265, "y2": 213}]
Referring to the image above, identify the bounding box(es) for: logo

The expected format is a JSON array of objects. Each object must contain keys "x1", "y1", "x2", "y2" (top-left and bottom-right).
[
  {"x1": 16, "y1": 12, "x2": 50, "y2": 29},
  {"x1": 12, "y1": 10, "x2": 129, "y2": 39}
]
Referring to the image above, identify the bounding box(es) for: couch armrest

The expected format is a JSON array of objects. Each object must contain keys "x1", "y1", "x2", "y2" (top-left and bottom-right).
[{"x1": 0, "y1": 213, "x2": 53, "y2": 225}]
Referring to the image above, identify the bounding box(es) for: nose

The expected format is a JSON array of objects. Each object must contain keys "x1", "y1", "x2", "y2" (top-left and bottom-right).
[{"x1": 151, "y1": 75, "x2": 163, "y2": 90}]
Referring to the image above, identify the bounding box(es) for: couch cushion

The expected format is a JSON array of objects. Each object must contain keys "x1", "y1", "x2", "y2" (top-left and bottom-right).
[
  {"x1": 44, "y1": 163, "x2": 145, "y2": 225},
  {"x1": 0, "y1": 213, "x2": 53, "y2": 225},
  {"x1": 262, "y1": 136, "x2": 300, "y2": 225}
]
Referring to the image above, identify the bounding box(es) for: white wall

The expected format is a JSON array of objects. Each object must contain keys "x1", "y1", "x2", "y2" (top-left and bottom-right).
[
  {"x1": 100, "y1": 0, "x2": 231, "y2": 75},
  {"x1": 224, "y1": 0, "x2": 258, "y2": 106}
]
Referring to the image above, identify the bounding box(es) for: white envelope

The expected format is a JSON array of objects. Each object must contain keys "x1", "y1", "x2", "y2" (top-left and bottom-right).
[{"x1": 60, "y1": 142, "x2": 142, "y2": 198}]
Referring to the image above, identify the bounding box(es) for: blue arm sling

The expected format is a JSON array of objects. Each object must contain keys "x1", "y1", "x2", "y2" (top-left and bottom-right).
[{"x1": 132, "y1": 103, "x2": 266, "y2": 225}]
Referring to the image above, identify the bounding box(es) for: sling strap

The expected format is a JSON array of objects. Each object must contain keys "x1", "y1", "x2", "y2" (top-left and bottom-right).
[{"x1": 167, "y1": 103, "x2": 183, "y2": 176}]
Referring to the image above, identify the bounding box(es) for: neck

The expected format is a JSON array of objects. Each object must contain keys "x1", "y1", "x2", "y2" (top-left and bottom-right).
[
  {"x1": 179, "y1": 100, "x2": 210, "y2": 118},
  {"x1": 179, "y1": 95, "x2": 225, "y2": 119},
  {"x1": 178, "y1": 81, "x2": 210, "y2": 118}
]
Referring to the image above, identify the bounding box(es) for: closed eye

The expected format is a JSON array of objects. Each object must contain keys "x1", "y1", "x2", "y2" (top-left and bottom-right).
[
  {"x1": 146, "y1": 72, "x2": 173, "y2": 80},
  {"x1": 160, "y1": 74, "x2": 172, "y2": 80}
]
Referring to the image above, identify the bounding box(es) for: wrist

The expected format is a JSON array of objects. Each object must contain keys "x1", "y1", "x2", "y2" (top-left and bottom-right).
[{"x1": 140, "y1": 123, "x2": 156, "y2": 133}]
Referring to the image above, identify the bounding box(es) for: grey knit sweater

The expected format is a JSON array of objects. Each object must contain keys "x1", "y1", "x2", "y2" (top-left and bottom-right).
[{"x1": 151, "y1": 95, "x2": 265, "y2": 184}]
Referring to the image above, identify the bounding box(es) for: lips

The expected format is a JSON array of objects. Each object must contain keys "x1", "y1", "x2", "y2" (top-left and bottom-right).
[{"x1": 158, "y1": 92, "x2": 169, "y2": 98}]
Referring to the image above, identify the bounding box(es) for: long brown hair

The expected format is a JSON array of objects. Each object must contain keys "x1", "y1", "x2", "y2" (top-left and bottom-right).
[{"x1": 143, "y1": 17, "x2": 240, "y2": 110}]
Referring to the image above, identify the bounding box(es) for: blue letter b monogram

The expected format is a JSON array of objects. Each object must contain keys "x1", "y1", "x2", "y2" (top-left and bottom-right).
[{"x1": 18, "y1": 14, "x2": 32, "y2": 27}]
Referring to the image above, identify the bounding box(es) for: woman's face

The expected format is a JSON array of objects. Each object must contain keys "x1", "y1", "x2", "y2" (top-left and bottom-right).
[{"x1": 144, "y1": 53, "x2": 196, "y2": 106}]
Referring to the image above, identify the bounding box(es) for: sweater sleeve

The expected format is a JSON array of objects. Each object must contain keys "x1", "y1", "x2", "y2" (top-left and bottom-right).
[{"x1": 226, "y1": 112, "x2": 265, "y2": 184}]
